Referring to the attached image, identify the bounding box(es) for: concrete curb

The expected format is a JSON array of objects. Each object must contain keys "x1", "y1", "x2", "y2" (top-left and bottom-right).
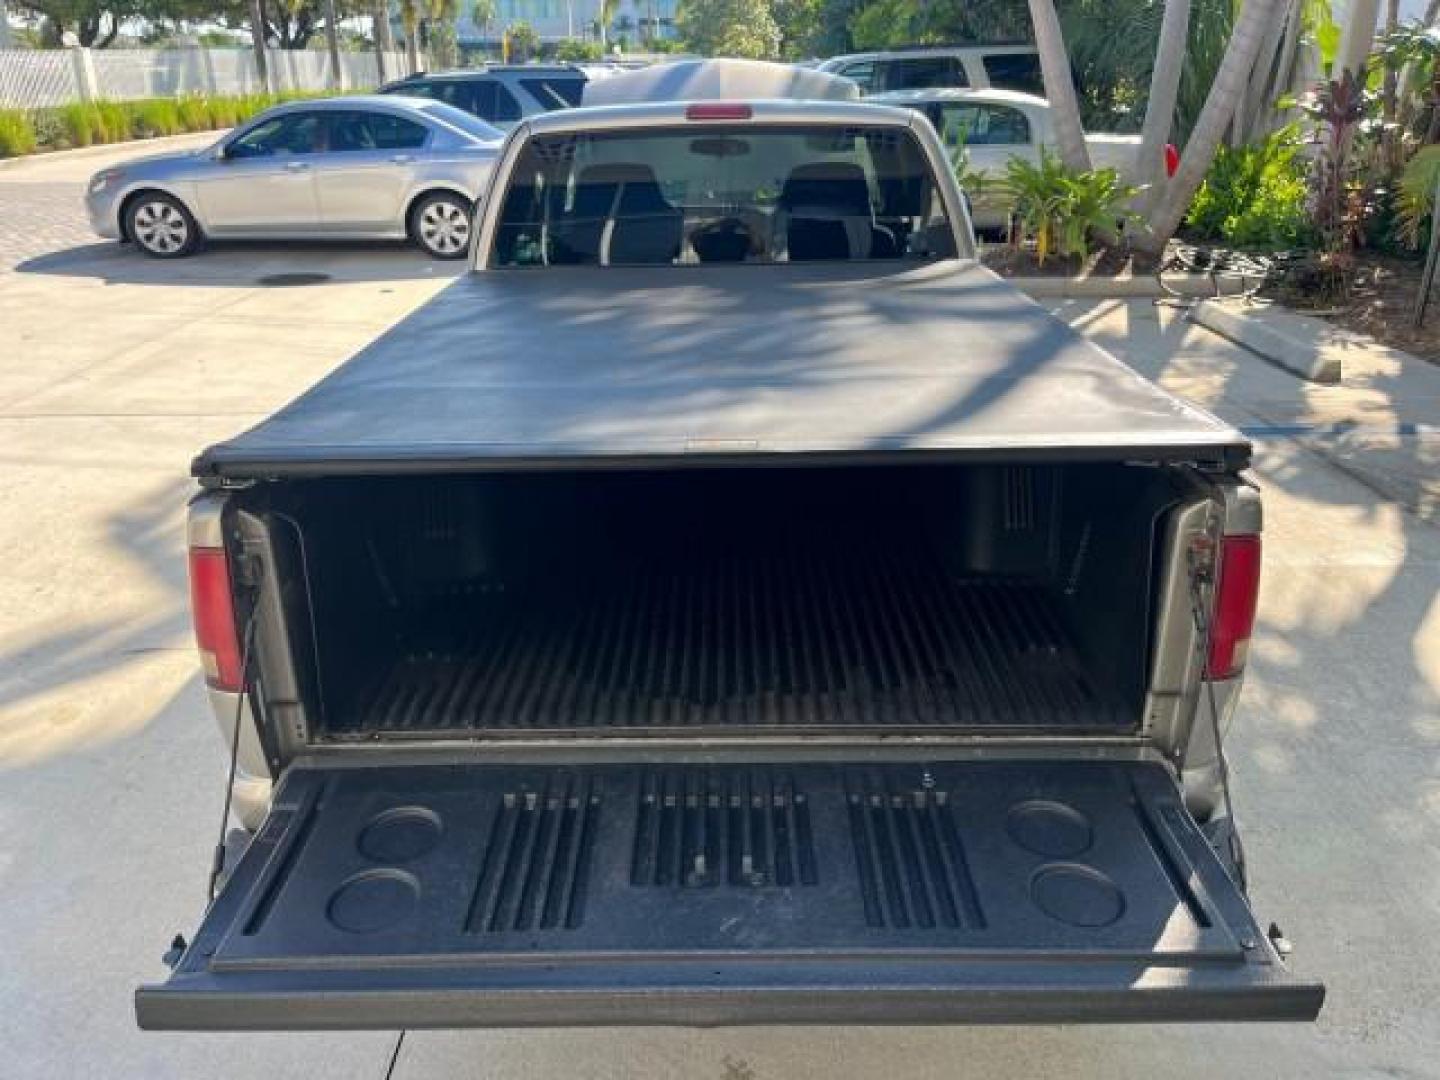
[
  {"x1": 0, "y1": 130, "x2": 224, "y2": 171},
  {"x1": 1190, "y1": 298, "x2": 1344, "y2": 384},
  {"x1": 1008, "y1": 275, "x2": 1163, "y2": 298},
  {"x1": 1006, "y1": 274, "x2": 1235, "y2": 300}
]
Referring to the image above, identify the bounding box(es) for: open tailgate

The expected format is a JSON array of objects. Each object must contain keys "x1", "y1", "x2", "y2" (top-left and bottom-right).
[{"x1": 137, "y1": 759, "x2": 1323, "y2": 1029}]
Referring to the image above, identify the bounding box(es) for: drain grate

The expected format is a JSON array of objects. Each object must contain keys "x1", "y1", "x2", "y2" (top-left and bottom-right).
[
  {"x1": 256, "y1": 272, "x2": 331, "y2": 287},
  {"x1": 631, "y1": 770, "x2": 818, "y2": 888}
]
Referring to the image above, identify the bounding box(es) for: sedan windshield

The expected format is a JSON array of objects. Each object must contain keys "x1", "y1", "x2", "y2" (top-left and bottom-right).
[{"x1": 492, "y1": 124, "x2": 956, "y2": 267}]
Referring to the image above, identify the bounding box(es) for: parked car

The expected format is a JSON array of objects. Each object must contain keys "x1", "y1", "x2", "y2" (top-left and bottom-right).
[
  {"x1": 138, "y1": 61, "x2": 1323, "y2": 1032},
  {"x1": 870, "y1": 87, "x2": 1146, "y2": 228},
  {"x1": 378, "y1": 65, "x2": 587, "y2": 126},
  {"x1": 86, "y1": 96, "x2": 503, "y2": 260},
  {"x1": 818, "y1": 44, "x2": 1044, "y2": 95}
]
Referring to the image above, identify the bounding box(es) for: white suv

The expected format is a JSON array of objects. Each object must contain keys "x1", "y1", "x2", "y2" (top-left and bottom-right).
[{"x1": 817, "y1": 45, "x2": 1042, "y2": 96}]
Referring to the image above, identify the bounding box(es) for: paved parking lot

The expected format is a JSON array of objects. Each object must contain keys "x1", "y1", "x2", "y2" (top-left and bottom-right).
[{"x1": 1, "y1": 141, "x2": 1438, "y2": 1079}]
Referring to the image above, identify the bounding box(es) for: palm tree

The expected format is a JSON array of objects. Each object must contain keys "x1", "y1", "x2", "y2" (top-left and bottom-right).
[
  {"x1": 428, "y1": 0, "x2": 461, "y2": 67},
  {"x1": 1132, "y1": 0, "x2": 1190, "y2": 205},
  {"x1": 598, "y1": 0, "x2": 620, "y2": 49},
  {"x1": 1026, "y1": 0, "x2": 1091, "y2": 172},
  {"x1": 473, "y1": 0, "x2": 496, "y2": 46},
  {"x1": 1136, "y1": 0, "x2": 1286, "y2": 254}
]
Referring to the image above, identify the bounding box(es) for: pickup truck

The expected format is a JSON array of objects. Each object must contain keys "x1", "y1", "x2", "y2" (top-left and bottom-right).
[
  {"x1": 138, "y1": 63, "x2": 1324, "y2": 1031},
  {"x1": 869, "y1": 88, "x2": 1147, "y2": 229}
]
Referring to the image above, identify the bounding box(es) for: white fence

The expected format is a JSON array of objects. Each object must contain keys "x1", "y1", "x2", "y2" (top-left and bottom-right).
[{"x1": 0, "y1": 47, "x2": 414, "y2": 109}]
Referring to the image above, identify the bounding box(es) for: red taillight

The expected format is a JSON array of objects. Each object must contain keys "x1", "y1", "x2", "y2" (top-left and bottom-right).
[
  {"x1": 189, "y1": 547, "x2": 243, "y2": 691},
  {"x1": 686, "y1": 103, "x2": 753, "y2": 121},
  {"x1": 1205, "y1": 535, "x2": 1261, "y2": 680},
  {"x1": 1164, "y1": 142, "x2": 1180, "y2": 178}
]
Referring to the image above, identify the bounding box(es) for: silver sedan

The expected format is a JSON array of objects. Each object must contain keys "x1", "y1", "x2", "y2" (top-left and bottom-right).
[{"x1": 86, "y1": 95, "x2": 504, "y2": 259}]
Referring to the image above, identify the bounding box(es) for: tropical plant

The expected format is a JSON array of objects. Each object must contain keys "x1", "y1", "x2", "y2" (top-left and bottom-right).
[
  {"x1": 677, "y1": 0, "x2": 781, "y2": 58},
  {"x1": 1396, "y1": 143, "x2": 1440, "y2": 246},
  {"x1": 1185, "y1": 125, "x2": 1310, "y2": 247},
  {"x1": 555, "y1": 38, "x2": 604, "y2": 61},
  {"x1": 1373, "y1": 20, "x2": 1440, "y2": 145},
  {"x1": 427, "y1": 0, "x2": 460, "y2": 67},
  {"x1": 471, "y1": 0, "x2": 495, "y2": 39},
  {"x1": 1298, "y1": 70, "x2": 1374, "y2": 252},
  {"x1": 999, "y1": 149, "x2": 1139, "y2": 263},
  {"x1": 506, "y1": 19, "x2": 539, "y2": 60}
]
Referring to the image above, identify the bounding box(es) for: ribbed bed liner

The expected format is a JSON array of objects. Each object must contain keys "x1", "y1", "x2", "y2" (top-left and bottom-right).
[{"x1": 335, "y1": 534, "x2": 1128, "y2": 737}]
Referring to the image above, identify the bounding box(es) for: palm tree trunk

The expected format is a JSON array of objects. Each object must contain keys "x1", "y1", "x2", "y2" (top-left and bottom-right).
[
  {"x1": 249, "y1": 0, "x2": 271, "y2": 93},
  {"x1": 1335, "y1": 0, "x2": 1381, "y2": 79},
  {"x1": 1133, "y1": 0, "x2": 1190, "y2": 209},
  {"x1": 324, "y1": 0, "x2": 343, "y2": 89},
  {"x1": 1136, "y1": 0, "x2": 1285, "y2": 254},
  {"x1": 1239, "y1": 0, "x2": 1293, "y2": 142},
  {"x1": 1027, "y1": 0, "x2": 1091, "y2": 172},
  {"x1": 375, "y1": 2, "x2": 396, "y2": 81},
  {"x1": 401, "y1": 1, "x2": 422, "y2": 73}
]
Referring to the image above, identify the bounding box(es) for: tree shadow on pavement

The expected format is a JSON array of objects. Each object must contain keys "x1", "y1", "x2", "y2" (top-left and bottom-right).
[{"x1": 14, "y1": 240, "x2": 465, "y2": 289}]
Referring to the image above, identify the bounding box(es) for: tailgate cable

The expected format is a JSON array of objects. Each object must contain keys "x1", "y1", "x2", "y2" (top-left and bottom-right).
[
  {"x1": 206, "y1": 577, "x2": 261, "y2": 905},
  {"x1": 1185, "y1": 537, "x2": 1242, "y2": 884}
]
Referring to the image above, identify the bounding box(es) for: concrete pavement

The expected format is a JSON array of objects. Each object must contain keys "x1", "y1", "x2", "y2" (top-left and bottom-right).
[{"x1": 1, "y1": 146, "x2": 1438, "y2": 1078}]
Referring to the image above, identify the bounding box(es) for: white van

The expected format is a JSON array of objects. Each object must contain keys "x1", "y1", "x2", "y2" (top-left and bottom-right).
[{"x1": 817, "y1": 45, "x2": 1043, "y2": 96}]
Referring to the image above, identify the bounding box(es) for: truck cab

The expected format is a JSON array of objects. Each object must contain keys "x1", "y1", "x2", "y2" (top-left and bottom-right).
[{"x1": 138, "y1": 62, "x2": 1322, "y2": 1031}]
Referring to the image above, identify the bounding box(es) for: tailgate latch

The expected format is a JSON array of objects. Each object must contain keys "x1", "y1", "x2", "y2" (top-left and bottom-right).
[{"x1": 162, "y1": 933, "x2": 188, "y2": 970}]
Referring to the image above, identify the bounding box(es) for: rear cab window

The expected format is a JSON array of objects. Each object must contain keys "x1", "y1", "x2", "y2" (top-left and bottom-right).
[{"x1": 490, "y1": 123, "x2": 958, "y2": 268}]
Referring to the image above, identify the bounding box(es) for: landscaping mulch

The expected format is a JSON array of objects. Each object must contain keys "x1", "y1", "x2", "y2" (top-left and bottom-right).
[
  {"x1": 980, "y1": 243, "x2": 1156, "y2": 279},
  {"x1": 1275, "y1": 252, "x2": 1440, "y2": 362}
]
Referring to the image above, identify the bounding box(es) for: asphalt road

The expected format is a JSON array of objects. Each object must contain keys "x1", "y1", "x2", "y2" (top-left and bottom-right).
[{"x1": 1, "y1": 139, "x2": 1438, "y2": 1080}]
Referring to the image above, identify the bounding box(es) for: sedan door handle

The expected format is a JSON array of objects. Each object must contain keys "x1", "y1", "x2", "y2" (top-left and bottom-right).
[
  {"x1": 284, "y1": 161, "x2": 311, "y2": 172},
  {"x1": 390, "y1": 154, "x2": 414, "y2": 164}
]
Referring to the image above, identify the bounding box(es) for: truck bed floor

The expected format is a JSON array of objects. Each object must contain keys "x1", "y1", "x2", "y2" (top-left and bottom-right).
[{"x1": 333, "y1": 534, "x2": 1127, "y2": 737}]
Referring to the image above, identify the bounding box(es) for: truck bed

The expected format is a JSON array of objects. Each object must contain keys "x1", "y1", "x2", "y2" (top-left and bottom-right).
[{"x1": 193, "y1": 261, "x2": 1247, "y2": 479}]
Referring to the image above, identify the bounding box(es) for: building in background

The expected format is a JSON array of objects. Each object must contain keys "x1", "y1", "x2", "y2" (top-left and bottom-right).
[{"x1": 456, "y1": 0, "x2": 677, "y2": 50}]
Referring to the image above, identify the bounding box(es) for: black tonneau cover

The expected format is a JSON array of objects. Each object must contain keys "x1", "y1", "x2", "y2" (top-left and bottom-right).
[{"x1": 194, "y1": 261, "x2": 1248, "y2": 479}]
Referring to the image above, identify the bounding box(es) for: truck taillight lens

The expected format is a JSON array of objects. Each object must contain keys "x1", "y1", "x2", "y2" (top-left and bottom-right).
[
  {"x1": 189, "y1": 547, "x2": 243, "y2": 691},
  {"x1": 1205, "y1": 534, "x2": 1261, "y2": 680},
  {"x1": 1164, "y1": 142, "x2": 1180, "y2": 178}
]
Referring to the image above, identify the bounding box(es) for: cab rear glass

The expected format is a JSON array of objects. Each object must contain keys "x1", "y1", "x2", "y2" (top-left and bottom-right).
[{"x1": 491, "y1": 124, "x2": 956, "y2": 268}]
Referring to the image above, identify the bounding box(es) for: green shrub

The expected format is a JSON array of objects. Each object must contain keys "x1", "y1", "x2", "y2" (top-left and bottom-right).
[
  {"x1": 997, "y1": 149, "x2": 1140, "y2": 264},
  {"x1": 1, "y1": 90, "x2": 325, "y2": 157},
  {"x1": 131, "y1": 98, "x2": 183, "y2": 138},
  {"x1": 57, "y1": 102, "x2": 99, "y2": 147},
  {"x1": 28, "y1": 108, "x2": 65, "y2": 150},
  {"x1": 1185, "y1": 126, "x2": 1311, "y2": 249},
  {"x1": 0, "y1": 108, "x2": 37, "y2": 157},
  {"x1": 95, "y1": 100, "x2": 133, "y2": 142},
  {"x1": 176, "y1": 96, "x2": 211, "y2": 132}
]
